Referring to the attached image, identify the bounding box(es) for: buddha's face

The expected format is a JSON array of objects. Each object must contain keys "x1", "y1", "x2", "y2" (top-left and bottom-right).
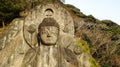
[{"x1": 40, "y1": 26, "x2": 59, "y2": 45}]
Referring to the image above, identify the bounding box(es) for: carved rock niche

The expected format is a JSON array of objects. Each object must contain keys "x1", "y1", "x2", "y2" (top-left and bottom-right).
[{"x1": 45, "y1": 8, "x2": 54, "y2": 16}]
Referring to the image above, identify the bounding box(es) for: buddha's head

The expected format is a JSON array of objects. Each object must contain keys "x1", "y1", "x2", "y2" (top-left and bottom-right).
[{"x1": 38, "y1": 18, "x2": 59, "y2": 45}]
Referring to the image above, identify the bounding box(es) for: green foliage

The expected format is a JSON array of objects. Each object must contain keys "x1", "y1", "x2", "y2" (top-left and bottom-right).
[
  {"x1": 77, "y1": 39, "x2": 99, "y2": 67},
  {"x1": 83, "y1": 34, "x2": 92, "y2": 47},
  {"x1": 0, "y1": 0, "x2": 25, "y2": 16},
  {"x1": 87, "y1": 15, "x2": 95, "y2": 19},
  {"x1": 101, "y1": 20, "x2": 120, "y2": 33},
  {"x1": 89, "y1": 56, "x2": 99, "y2": 67},
  {"x1": 45, "y1": 0, "x2": 56, "y2": 3},
  {"x1": 40, "y1": 0, "x2": 61, "y2": 3},
  {"x1": 76, "y1": 39, "x2": 90, "y2": 53},
  {"x1": 101, "y1": 20, "x2": 117, "y2": 27},
  {"x1": 103, "y1": 26, "x2": 120, "y2": 33},
  {"x1": 32, "y1": 1, "x2": 40, "y2": 7},
  {"x1": 65, "y1": 4, "x2": 86, "y2": 17},
  {"x1": 101, "y1": 64, "x2": 111, "y2": 67},
  {"x1": 102, "y1": 20, "x2": 113, "y2": 24},
  {"x1": 0, "y1": 0, "x2": 25, "y2": 26},
  {"x1": 95, "y1": 19, "x2": 101, "y2": 24},
  {"x1": 65, "y1": 4, "x2": 80, "y2": 11},
  {"x1": 84, "y1": 15, "x2": 96, "y2": 22},
  {"x1": 0, "y1": 0, "x2": 41, "y2": 26}
]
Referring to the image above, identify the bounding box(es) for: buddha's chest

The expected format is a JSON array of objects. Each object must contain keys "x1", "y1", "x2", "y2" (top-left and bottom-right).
[
  {"x1": 37, "y1": 45, "x2": 76, "y2": 67},
  {"x1": 37, "y1": 45, "x2": 58, "y2": 67}
]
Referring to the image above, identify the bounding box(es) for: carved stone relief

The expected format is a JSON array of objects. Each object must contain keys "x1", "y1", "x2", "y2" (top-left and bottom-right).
[
  {"x1": 22, "y1": 17, "x2": 80, "y2": 67},
  {"x1": 0, "y1": 3, "x2": 92, "y2": 67},
  {"x1": 23, "y1": 24, "x2": 37, "y2": 48},
  {"x1": 38, "y1": 18, "x2": 59, "y2": 45}
]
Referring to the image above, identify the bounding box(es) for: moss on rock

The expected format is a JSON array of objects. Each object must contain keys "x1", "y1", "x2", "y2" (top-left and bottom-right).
[
  {"x1": 89, "y1": 56, "x2": 99, "y2": 67},
  {"x1": 76, "y1": 39, "x2": 90, "y2": 53},
  {"x1": 76, "y1": 39, "x2": 99, "y2": 67}
]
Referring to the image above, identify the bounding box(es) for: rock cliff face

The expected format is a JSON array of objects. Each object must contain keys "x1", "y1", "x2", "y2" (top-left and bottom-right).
[
  {"x1": 0, "y1": 1, "x2": 97, "y2": 67},
  {"x1": 74, "y1": 17, "x2": 120, "y2": 67},
  {"x1": 69, "y1": 6, "x2": 120, "y2": 67},
  {"x1": 62, "y1": 3, "x2": 120, "y2": 66}
]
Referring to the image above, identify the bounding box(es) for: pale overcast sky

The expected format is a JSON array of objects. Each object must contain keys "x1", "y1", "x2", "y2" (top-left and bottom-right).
[{"x1": 65, "y1": 0, "x2": 120, "y2": 25}]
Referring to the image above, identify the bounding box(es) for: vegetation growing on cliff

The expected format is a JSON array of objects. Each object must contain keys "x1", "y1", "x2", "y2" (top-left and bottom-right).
[
  {"x1": 0, "y1": 0, "x2": 42, "y2": 28},
  {"x1": 65, "y1": 3, "x2": 120, "y2": 67},
  {"x1": 77, "y1": 39, "x2": 90, "y2": 53},
  {"x1": 77, "y1": 39, "x2": 99, "y2": 67}
]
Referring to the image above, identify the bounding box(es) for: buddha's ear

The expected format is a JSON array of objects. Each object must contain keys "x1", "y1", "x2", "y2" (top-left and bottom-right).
[
  {"x1": 23, "y1": 24, "x2": 38, "y2": 48},
  {"x1": 37, "y1": 34, "x2": 41, "y2": 46}
]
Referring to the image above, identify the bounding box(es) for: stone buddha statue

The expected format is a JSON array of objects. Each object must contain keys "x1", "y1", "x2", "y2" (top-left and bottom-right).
[
  {"x1": 0, "y1": 2, "x2": 93, "y2": 67},
  {"x1": 21, "y1": 18, "x2": 80, "y2": 67}
]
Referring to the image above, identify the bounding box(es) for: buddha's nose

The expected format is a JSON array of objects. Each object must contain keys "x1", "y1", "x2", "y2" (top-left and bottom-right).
[{"x1": 47, "y1": 33, "x2": 51, "y2": 37}]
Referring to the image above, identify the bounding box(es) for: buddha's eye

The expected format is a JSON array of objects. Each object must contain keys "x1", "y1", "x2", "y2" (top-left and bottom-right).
[
  {"x1": 51, "y1": 31, "x2": 57, "y2": 34},
  {"x1": 41, "y1": 31, "x2": 47, "y2": 34}
]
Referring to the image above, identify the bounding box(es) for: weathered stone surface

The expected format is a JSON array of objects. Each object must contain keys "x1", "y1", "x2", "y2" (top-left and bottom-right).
[{"x1": 0, "y1": 2, "x2": 94, "y2": 67}]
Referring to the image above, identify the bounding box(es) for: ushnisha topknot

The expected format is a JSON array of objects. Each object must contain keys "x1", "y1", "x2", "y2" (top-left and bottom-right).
[{"x1": 38, "y1": 18, "x2": 59, "y2": 31}]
